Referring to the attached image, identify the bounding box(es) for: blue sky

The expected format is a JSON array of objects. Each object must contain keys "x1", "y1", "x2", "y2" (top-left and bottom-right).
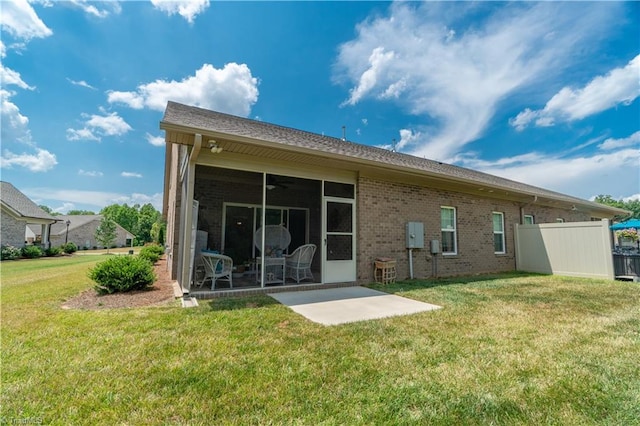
[{"x1": 1, "y1": 1, "x2": 638, "y2": 214}]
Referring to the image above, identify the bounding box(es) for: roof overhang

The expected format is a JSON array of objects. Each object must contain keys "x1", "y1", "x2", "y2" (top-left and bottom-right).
[{"x1": 160, "y1": 120, "x2": 629, "y2": 219}]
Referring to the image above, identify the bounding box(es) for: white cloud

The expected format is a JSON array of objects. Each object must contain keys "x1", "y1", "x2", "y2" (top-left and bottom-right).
[
  {"x1": 456, "y1": 146, "x2": 640, "y2": 201},
  {"x1": 342, "y1": 47, "x2": 395, "y2": 106},
  {"x1": 511, "y1": 55, "x2": 640, "y2": 130},
  {"x1": 107, "y1": 63, "x2": 259, "y2": 117},
  {"x1": 1, "y1": 148, "x2": 57, "y2": 172},
  {"x1": 67, "y1": 111, "x2": 132, "y2": 141},
  {"x1": 1, "y1": 63, "x2": 33, "y2": 89},
  {"x1": 24, "y1": 188, "x2": 163, "y2": 212},
  {"x1": 145, "y1": 133, "x2": 165, "y2": 147},
  {"x1": 335, "y1": 2, "x2": 623, "y2": 161},
  {"x1": 68, "y1": 1, "x2": 121, "y2": 18},
  {"x1": 0, "y1": 0, "x2": 53, "y2": 40},
  {"x1": 598, "y1": 131, "x2": 640, "y2": 151},
  {"x1": 78, "y1": 169, "x2": 103, "y2": 177},
  {"x1": 53, "y1": 202, "x2": 75, "y2": 215},
  {"x1": 150, "y1": 0, "x2": 210, "y2": 23},
  {"x1": 67, "y1": 78, "x2": 96, "y2": 90},
  {"x1": 1, "y1": 89, "x2": 32, "y2": 144},
  {"x1": 121, "y1": 171, "x2": 143, "y2": 178}
]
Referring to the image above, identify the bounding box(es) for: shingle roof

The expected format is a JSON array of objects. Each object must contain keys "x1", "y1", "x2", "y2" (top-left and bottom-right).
[
  {"x1": 50, "y1": 215, "x2": 136, "y2": 237},
  {"x1": 161, "y1": 101, "x2": 625, "y2": 213},
  {"x1": 50, "y1": 215, "x2": 101, "y2": 236},
  {"x1": 0, "y1": 181, "x2": 57, "y2": 221}
]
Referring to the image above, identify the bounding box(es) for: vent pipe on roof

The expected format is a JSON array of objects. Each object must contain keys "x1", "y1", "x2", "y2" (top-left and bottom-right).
[{"x1": 342, "y1": 125, "x2": 346, "y2": 141}]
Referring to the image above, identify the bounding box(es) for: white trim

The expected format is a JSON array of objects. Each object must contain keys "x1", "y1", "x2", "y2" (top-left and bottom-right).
[
  {"x1": 493, "y1": 211, "x2": 506, "y2": 254},
  {"x1": 440, "y1": 206, "x2": 457, "y2": 255}
]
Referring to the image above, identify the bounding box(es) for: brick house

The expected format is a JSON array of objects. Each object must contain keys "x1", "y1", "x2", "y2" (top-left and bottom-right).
[
  {"x1": 49, "y1": 215, "x2": 135, "y2": 249},
  {"x1": 160, "y1": 101, "x2": 625, "y2": 294},
  {"x1": 1, "y1": 181, "x2": 57, "y2": 249}
]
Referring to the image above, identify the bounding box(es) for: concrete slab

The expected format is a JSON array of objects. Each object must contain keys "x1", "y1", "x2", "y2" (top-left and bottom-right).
[{"x1": 269, "y1": 286, "x2": 441, "y2": 326}]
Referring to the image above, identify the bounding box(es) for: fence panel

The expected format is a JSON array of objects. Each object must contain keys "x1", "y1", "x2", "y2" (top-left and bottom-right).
[{"x1": 514, "y1": 220, "x2": 614, "y2": 280}]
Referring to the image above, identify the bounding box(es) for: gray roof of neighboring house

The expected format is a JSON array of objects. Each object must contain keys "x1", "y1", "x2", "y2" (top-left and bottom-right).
[
  {"x1": 161, "y1": 101, "x2": 626, "y2": 214},
  {"x1": 50, "y1": 215, "x2": 136, "y2": 237},
  {"x1": 0, "y1": 181, "x2": 57, "y2": 221}
]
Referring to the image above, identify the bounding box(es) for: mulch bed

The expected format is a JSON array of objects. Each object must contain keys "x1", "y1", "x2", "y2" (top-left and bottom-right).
[{"x1": 61, "y1": 256, "x2": 178, "y2": 310}]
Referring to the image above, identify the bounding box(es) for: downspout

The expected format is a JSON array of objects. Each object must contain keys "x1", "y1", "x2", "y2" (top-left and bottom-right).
[
  {"x1": 520, "y1": 195, "x2": 538, "y2": 224},
  {"x1": 180, "y1": 134, "x2": 202, "y2": 295}
]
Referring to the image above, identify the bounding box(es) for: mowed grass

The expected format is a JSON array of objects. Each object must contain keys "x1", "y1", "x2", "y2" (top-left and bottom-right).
[{"x1": 1, "y1": 257, "x2": 639, "y2": 425}]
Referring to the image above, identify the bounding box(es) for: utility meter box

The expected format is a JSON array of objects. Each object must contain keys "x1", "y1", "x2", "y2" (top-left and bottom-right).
[{"x1": 406, "y1": 222, "x2": 425, "y2": 249}]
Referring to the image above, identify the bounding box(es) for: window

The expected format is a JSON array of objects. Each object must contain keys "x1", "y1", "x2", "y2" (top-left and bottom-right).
[
  {"x1": 556, "y1": 218, "x2": 564, "y2": 223},
  {"x1": 441, "y1": 207, "x2": 457, "y2": 254},
  {"x1": 493, "y1": 212, "x2": 505, "y2": 254},
  {"x1": 524, "y1": 215, "x2": 534, "y2": 225}
]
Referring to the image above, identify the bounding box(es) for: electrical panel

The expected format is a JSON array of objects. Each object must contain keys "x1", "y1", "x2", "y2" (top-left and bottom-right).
[
  {"x1": 406, "y1": 222, "x2": 425, "y2": 249},
  {"x1": 430, "y1": 239, "x2": 440, "y2": 254}
]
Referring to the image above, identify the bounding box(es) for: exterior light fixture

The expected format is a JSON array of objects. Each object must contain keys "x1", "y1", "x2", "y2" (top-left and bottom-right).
[
  {"x1": 65, "y1": 219, "x2": 71, "y2": 244},
  {"x1": 208, "y1": 140, "x2": 223, "y2": 154}
]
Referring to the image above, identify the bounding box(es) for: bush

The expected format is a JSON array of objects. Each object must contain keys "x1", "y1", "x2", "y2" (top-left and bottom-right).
[
  {"x1": 61, "y1": 242, "x2": 77, "y2": 254},
  {"x1": 21, "y1": 245, "x2": 43, "y2": 259},
  {"x1": 44, "y1": 246, "x2": 62, "y2": 257},
  {"x1": 89, "y1": 255, "x2": 156, "y2": 294},
  {"x1": 1, "y1": 245, "x2": 22, "y2": 260},
  {"x1": 138, "y1": 246, "x2": 161, "y2": 264},
  {"x1": 144, "y1": 244, "x2": 165, "y2": 256}
]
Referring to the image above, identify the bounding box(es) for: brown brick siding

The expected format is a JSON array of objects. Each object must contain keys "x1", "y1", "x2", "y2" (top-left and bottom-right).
[
  {"x1": 1, "y1": 210, "x2": 27, "y2": 247},
  {"x1": 356, "y1": 176, "x2": 590, "y2": 282}
]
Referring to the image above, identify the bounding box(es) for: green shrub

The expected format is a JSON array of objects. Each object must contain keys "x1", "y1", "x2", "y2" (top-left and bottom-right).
[
  {"x1": 21, "y1": 245, "x2": 43, "y2": 259},
  {"x1": 1, "y1": 245, "x2": 22, "y2": 260},
  {"x1": 61, "y1": 242, "x2": 77, "y2": 254},
  {"x1": 89, "y1": 255, "x2": 156, "y2": 295},
  {"x1": 138, "y1": 246, "x2": 161, "y2": 264},
  {"x1": 44, "y1": 246, "x2": 62, "y2": 257},
  {"x1": 144, "y1": 244, "x2": 165, "y2": 256}
]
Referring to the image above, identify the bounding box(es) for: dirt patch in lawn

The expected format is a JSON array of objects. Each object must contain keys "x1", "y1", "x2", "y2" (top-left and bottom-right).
[{"x1": 62, "y1": 256, "x2": 178, "y2": 310}]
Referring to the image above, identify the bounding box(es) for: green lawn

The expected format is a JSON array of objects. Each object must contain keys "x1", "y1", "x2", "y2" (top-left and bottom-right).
[{"x1": 1, "y1": 257, "x2": 639, "y2": 425}]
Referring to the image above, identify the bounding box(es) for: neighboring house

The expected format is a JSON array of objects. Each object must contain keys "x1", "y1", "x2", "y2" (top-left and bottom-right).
[
  {"x1": 49, "y1": 215, "x2": 135, "y2": 249},
  {"x1": 0, "y1": 181, "x2": 57, "y2": 248},
  {"x1": 160, "y1": 101, "x2": 627, "y2": 293}
]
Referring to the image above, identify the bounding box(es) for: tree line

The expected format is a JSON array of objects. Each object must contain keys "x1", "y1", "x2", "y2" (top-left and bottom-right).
[
  {"x1": 594, "y1": 195, "x2": 640, "y2": 220},
  {"x1": 40, "y1": 203, "x2": 166, "y2": 246}
]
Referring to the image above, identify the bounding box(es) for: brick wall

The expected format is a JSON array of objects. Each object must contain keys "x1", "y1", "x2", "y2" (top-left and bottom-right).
[
  {"x1": 50, "y1": 221, "x2": 131, "y2": 249},
  {"x1": 1, "y1": 210, "x2": 27, "y2": 247},
  {"x1": 356, "y1": 176, "x2": 590, "y2": 282}
]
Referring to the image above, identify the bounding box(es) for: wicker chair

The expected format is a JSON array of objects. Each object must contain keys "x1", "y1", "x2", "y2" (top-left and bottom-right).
[
  {"x1": 199, "y1": 253, "x2": 233, "y2": 290},
  {"x1": 285, "y1": 244, "x2": 316, "y2": 283},
  {"x1": 254, "y1": 225, "x2": 291, "y2": 256}
]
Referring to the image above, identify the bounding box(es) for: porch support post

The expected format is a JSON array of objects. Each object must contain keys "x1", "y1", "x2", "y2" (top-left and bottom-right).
[
  {"x1": 179, "y1": 134, "x2": 202, "y2": 294},
  {"x1": 42, "y1": 223, "x2": 51, "y2": 249},
  {"x1": 260, "y1": 173, "x2": 267, "y2": 288}
]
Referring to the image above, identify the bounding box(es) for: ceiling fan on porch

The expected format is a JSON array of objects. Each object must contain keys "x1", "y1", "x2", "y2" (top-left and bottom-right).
[{"x1": 266, "y1": 175, "x2": 292, "y2": 190}]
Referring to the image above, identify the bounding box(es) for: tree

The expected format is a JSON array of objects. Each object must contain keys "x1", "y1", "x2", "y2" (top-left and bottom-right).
[
  {"x1": 95, "y1": 217, "x2": 117, "y2": 253},
  {"x1": 39, "y1": 205, "x2": 60, "y2": 216},
  {"x1": 100, "y1": 204, "x2": 138, "y2": 235},
  {"x1": 594, "y1": 195, "x2": 640, "y2": 219},
  {"x1": 151, "y1": 220, "x2": 166, "y2": 245},
  {"x1": 136, "y1": 203, "x2": 160, "y2": 244},
  {"x1": 68, "y1": 210, "x2": 95, "y2": 215}
]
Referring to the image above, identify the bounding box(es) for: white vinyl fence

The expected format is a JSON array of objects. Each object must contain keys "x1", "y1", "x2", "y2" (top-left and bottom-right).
[{"x1": 514, "y1": 220, "x2": 614, "y2": 280}]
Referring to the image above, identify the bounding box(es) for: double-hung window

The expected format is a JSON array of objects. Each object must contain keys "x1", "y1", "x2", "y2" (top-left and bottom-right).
[
  {"x1": 524, "y1": 215, "x2": 534, "y2": 225},
  {"x1": 493, "y1": 212, "x2": 505, "y2": 254},
  {"x1": 441, "y1": 206, "x2": 457, "y2": 255}
]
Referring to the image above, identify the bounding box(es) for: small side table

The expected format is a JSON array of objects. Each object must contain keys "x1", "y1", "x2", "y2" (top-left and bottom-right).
[
  {"x1": 374, "y1": 258, "x2": 397, "y2": 284},
  {"x1": 256, "y1": 256, "x2": 285, "y2": 285}
]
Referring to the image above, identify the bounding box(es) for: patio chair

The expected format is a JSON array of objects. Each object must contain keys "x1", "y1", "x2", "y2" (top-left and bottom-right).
[
  {"x1": 285, "y1": 244, "x2": 316, "y2": 283},
  {"x1": 199, "y1": 253, "x2": 233, "y2": 290},
  {"x1": 254, "y1": 225, "x2": 291, "y2": 256}
]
